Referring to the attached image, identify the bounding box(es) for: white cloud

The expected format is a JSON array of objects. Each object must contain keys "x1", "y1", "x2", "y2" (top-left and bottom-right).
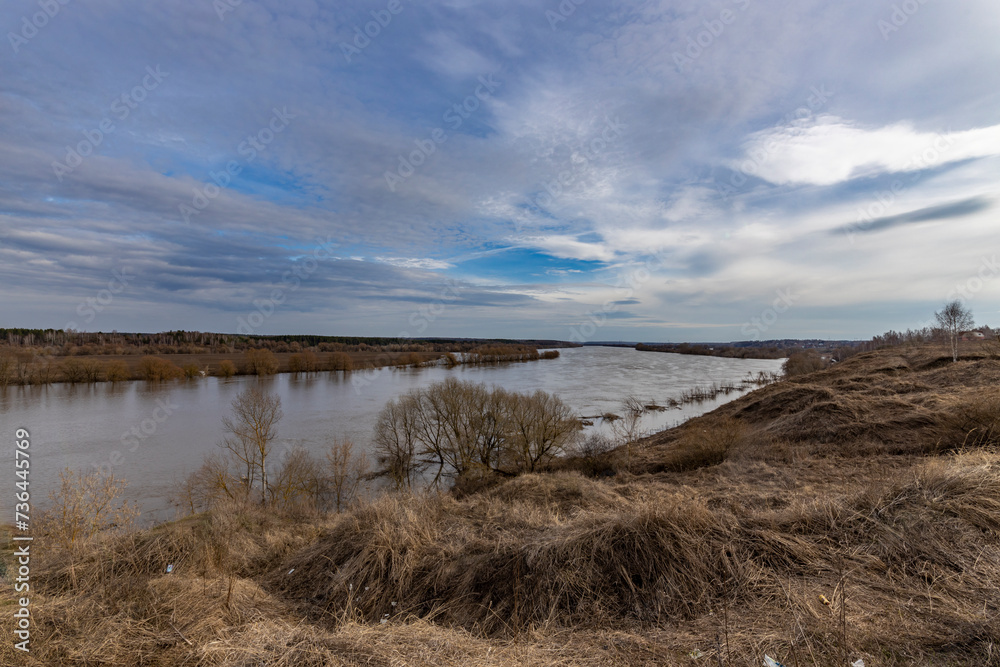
[
  {"x1": 735, "y1": 116, "x2": 1000, "y2": 186},
  {"x1": 374, "y1": 257, "x2": 454, "y2": 270},
  {"x1": 518, "y1": 235, "x2": 616, "y2": 262}
]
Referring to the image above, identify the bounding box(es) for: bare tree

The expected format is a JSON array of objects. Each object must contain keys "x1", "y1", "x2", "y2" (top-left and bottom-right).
[
  {"x1": 219, "y1": 386, "x2": 283, "y2": 504},
  {"x1": 505, "y1": 390, "x2": 578, "y2": 472},
  {"x1": 174, "y1": 452, "x2": 240, "y2": 513},
  {"x1": 270, "y1": 447, "x2": 325, "y2": 510},
  {"x1": 610, "y1": 395, "x2": 646, "y2": 468},
  {"x1": 373, "y1": 394, "x2": 424, "y2": 490},
  {"x1": 325, "y1": 438, "x2": 370, "y2": 512},
  {"x1": 935, "y1": 300, "x2": 974, "y2": 362},
  {"x1": 372, "y1": 379, "x2": 580, "y2": 486}
]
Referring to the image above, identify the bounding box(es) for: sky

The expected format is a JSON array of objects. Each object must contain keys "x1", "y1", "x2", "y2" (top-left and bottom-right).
[{"x1": 1, "y1": 0, "x2": 999, "y2": 343}]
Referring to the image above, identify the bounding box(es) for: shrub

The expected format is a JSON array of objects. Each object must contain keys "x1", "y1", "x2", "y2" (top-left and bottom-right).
[
  {"x1": 464, "y1": 344, "x2": 540, "y2": 364},
  {"x1": 328, "y1": 351, "x2": 353, "y2": 372},
  {"x1": 568, "y1": 432, "x2": 618, "y2": 477},
  {"x1": 103, "y1": 359, "x2": 131, "y2": 382},
  {"x1": 300, "y1": 350, "x2": 319, "y2": 372},
  {"x1": 609, "y1": 396, "x2": 645, "y2": 456},
  {"x1": 174, "y1": 452, "x2": 234, "y2": 514},
  {"x1": 81, "y1": 358, "x2": 102, "y2": 382},
  {"x1": 33, "y1": 357, "x2": 57, "y2": 384},
  {"x1": 60, "y1": 358, "x2": 102, "y2": 382},
  {"x1": 61, "y1": 357, "x2": 87, "y2": 383},
  {"x1": 217, "y1": 359, "x2": 237, "y2": 377},
  {"x1": 288, "y1": 351, "x2": 319, "y2": 373},
  {"x1": 182, "y1": 363, "x2": 201, "y2": 378},
  {"x1": 658, "y1": 417, "x2": 749, "y2": 472},
  {"x1": 138, "y1": 356, "x2": 183, "y2": 381},
  {"x1": 242, "y1": 348, "x2": 278, "y2": 375},
  {"x1": 783, "y1": 350, "x2": 828, "y2": 377},
  {"x1": 37, "y1": 468, "x2": 138, "y2": 588},
  {"x1": 0, "y1": 348, "x2": 13, "y2": 386},
  {"x1": 269, "y1": 448, "x2": 325, "y2": 512}
]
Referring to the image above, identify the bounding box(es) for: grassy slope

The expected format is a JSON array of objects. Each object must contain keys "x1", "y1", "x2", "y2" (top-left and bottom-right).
[{"x1": 4, "y1": 343, "x2": 1000, "y2": 665}]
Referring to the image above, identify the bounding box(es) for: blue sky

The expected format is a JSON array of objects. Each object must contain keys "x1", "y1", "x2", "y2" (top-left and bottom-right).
[{"x1": 1, "y1": 0, "x2": 999, "y2": 342}]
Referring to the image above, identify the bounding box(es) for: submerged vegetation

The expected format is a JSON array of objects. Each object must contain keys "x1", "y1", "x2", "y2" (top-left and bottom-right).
[{"x1": 0, "y1": 340, "x2": 561, "y2": 385}]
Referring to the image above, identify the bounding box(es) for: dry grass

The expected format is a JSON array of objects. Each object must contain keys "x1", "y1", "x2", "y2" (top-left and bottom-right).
[{"x1": 6, "y1": 343, "x2": 1000, "y2": 665}]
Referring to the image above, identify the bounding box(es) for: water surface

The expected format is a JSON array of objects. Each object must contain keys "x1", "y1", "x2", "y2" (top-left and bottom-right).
[{"x1": 1, "y1": 346, "x2": 783, "y2": 521}]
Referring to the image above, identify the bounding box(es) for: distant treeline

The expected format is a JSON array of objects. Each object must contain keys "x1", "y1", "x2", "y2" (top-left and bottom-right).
[
  {"x1": 641, "y1": 324, "x2": 999, "y2": 378},
  {"x1": 0, "y1": 328, "x2": 577, "y2": 357},
  {"x1": 635, "y1": 342, "x2": 788, "y2": 359}
]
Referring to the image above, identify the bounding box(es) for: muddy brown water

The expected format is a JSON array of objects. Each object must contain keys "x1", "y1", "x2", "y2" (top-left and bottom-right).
[{"x1": 1, "y1": 346, "x2": 783, "y2": 522}]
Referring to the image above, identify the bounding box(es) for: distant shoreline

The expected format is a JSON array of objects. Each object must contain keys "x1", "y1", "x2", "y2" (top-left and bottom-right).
[{"x1": 0, "y1": 341, "x2": 568, "y2": 387}]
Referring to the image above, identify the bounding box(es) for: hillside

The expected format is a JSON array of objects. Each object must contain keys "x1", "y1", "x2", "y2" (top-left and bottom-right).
[{"x1": 4, "y1": 343, "x2": 1000, "y2": 665}]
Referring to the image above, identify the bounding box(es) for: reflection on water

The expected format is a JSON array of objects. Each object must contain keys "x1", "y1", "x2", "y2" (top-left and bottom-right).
[{"x1": 1, "y1": 346, "x2": 783, "y2": 521}]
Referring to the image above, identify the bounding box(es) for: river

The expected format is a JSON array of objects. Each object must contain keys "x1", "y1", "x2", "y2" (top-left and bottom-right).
[{"x1": 1, "y1": 346, "x2": 783, "y2": 521}]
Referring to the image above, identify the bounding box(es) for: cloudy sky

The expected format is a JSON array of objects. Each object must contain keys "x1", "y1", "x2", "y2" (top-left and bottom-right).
[{"x1": 2, "y1": 0, "x2": 998, "y2": 342}]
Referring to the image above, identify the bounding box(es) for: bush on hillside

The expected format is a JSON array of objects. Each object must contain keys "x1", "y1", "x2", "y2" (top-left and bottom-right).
[{"x1": 783, "y1": 350, "x2": 829, "y2": 377}]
